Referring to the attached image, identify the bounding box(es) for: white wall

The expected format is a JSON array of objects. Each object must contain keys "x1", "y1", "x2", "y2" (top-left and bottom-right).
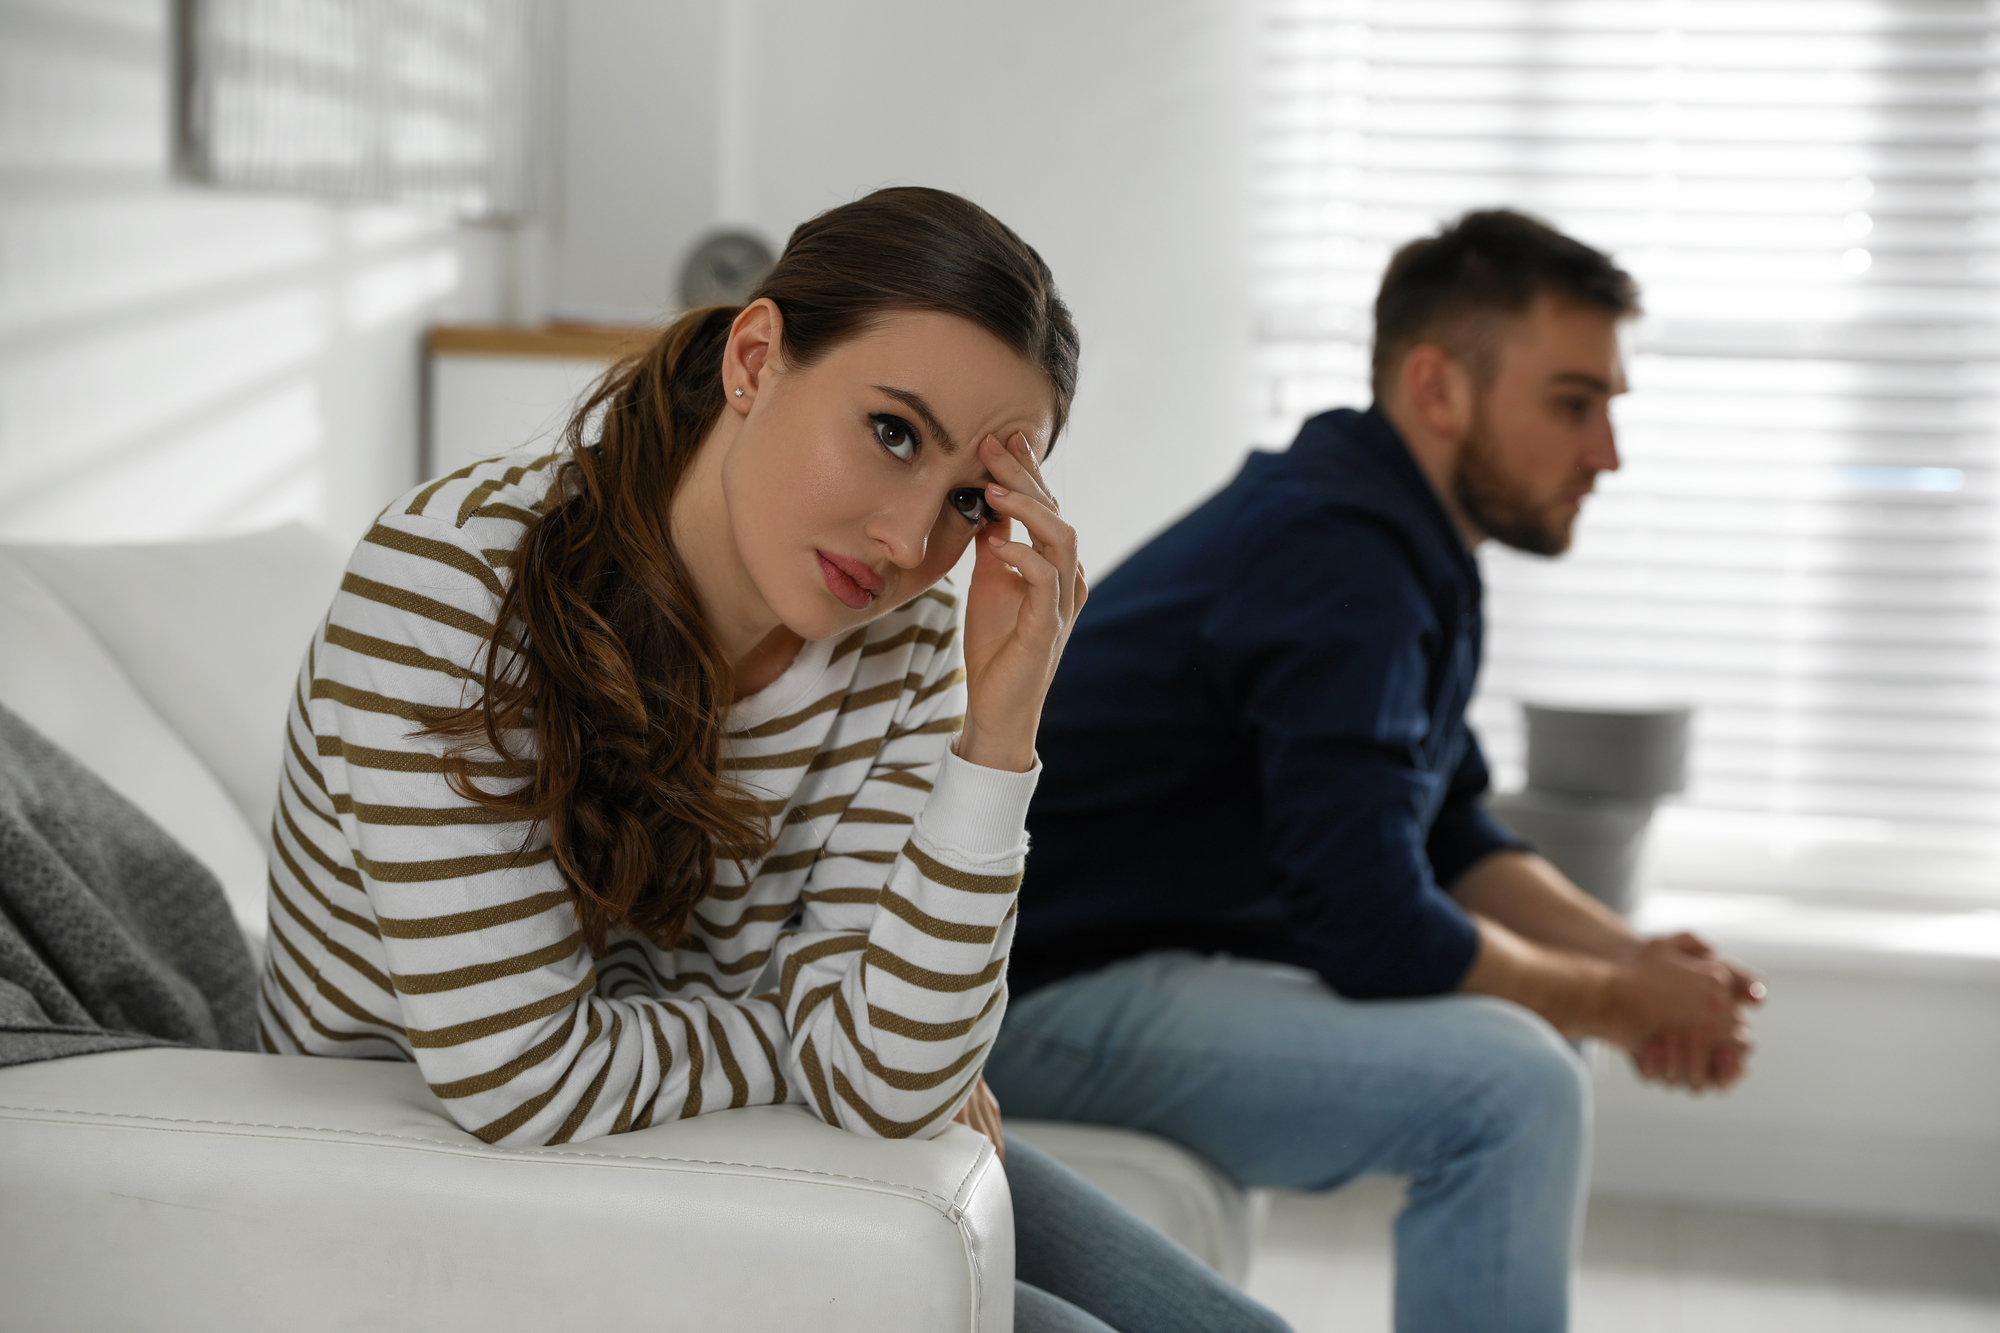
[
  {"x1": 0, "y1": 0, "x2": 512, "y2": 547},
  {"x1": 552, "y1": 0, "x2": 720, "y2": 321},
  {"x1": 550, "y1": 0, "x2": 1257, "y2": 576}
]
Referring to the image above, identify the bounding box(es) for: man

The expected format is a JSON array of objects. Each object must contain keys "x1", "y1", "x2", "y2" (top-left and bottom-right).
[{"x1": 985, "y1": 211, "x2": 1763, "y2": 1333}]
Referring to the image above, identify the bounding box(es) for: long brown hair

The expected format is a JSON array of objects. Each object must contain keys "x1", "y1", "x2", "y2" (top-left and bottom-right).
[{"x1": 425, "y1": 188, "x2": 1078, "y2": 955}]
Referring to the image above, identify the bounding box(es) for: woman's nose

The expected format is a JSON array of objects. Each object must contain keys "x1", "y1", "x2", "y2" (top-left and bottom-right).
[{"x1": 867, "y1": 500, "x2": 932, "y2": 569}]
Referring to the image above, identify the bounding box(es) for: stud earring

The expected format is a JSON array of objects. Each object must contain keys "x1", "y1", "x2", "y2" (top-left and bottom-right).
[{"x1": 734, "y1": 388, "x2": 744, "y2": 397}]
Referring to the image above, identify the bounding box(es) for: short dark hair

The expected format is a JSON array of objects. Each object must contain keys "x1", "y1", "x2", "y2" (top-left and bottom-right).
[{"x1": 1371, "y1": 209, "x2": 1639, "y2": 402}]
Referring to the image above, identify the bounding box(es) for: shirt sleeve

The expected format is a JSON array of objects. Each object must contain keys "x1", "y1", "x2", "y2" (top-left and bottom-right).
[
  {"x1": 772, "y1": 614, "x2": 1038, "y2": 1139},
  {"x1": 1200, "y1": 507, "x2": 1482, "y2": 999},
  {"x1": 1426, "y1": 725, "x2": 1527, "y2": 889}
]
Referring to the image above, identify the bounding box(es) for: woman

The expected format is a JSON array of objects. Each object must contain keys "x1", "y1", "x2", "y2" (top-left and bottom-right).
[{"x1": 259, "y1": 188, "x2": 1286, "y2": 1333}]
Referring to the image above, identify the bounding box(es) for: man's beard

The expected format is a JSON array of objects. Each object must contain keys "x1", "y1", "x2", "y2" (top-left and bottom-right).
[{"x1": 1451, "y1": 408, "x2": 1581, "y2": 557}]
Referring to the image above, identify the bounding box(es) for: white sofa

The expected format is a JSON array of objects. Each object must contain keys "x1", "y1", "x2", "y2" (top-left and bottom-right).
[{"x1": 0, "y1": 526, "x2": 1260, "y2": 1331}]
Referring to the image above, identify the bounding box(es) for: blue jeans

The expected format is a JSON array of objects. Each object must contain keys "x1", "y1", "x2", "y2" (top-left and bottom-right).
[
  {"x1": 988, "y1": 951, "x2": 1590, "y2": 1333},
  {"x1": 1008, "y1": 1133, "x2": 1290, "y2": 1332}
]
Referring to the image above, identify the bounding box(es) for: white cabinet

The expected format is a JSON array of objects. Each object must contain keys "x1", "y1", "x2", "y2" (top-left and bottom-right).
[{"x1": 424, "y1": 326, "x2": 654, "y2": 477}]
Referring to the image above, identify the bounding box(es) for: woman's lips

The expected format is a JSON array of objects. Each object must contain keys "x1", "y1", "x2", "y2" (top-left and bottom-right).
[{"x1": 817, "y1": 550, "x2": 884, "y2": 610}]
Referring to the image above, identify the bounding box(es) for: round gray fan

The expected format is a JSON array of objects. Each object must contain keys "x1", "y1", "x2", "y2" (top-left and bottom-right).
[{"x1": 678, "y1": 229, "x2": 776, "y2": 308}]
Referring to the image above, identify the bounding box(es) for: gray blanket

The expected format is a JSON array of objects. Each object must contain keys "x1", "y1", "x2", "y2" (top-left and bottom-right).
[{"x1": 0, "y1": 702, "x2": 257, "y2": 1067}]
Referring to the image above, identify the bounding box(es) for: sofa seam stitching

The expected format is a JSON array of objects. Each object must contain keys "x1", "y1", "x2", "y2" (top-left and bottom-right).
[{"x1": 0, "y1": 1102, "x2": 954, "y2": 1209}]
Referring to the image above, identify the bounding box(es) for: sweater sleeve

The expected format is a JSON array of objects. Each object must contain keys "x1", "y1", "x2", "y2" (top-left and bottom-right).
[
  {"x1": 1201, "y1": 509, "x2": 1481, "y2": 999},
  {"x1": 774, "y1": 618, "x2": 1038, "y2": 1138},
  {"x1": 273, "y1": 514, "x2": 801, "y2": 1145}
]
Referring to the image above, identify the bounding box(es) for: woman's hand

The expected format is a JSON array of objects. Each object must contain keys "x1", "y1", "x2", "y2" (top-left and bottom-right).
[
  {"x1": 952, "y1": 1077, "x2": 1006, "y2": 1162},
  {"x1": 957, "y1": 432, "x2": 1087, "y2": 773}
]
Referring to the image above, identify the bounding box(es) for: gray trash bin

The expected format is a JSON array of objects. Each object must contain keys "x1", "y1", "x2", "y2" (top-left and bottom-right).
[{"x1": 1487, "y1": 703, "x2": 1692, "y2": 914}]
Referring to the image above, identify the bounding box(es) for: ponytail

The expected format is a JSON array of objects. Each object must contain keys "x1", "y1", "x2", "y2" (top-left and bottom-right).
[{"x1": 425, "y1": 305, "x2": 770, "y2": 955}]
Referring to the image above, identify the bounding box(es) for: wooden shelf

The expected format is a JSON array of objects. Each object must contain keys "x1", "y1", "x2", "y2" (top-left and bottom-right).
[{"x1": 426, "y1": 323, "x2": 659, "y2": 361}]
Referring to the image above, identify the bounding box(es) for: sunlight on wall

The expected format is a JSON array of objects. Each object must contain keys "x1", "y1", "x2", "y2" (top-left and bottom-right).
[{"x1": 0, "y1": 0, "x2": 505, "y2": 545}]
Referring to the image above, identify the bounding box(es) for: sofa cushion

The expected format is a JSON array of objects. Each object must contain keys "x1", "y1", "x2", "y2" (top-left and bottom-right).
[
  {"x1": 0, "y1": 549, "x2": 267, "y2": 943},
  {"x1": 1007, "y1": 1119, "x2": 1267, "y2": 1285},
  {"x1": 8, "y1": 525, "x2": 349, "y2": 839}
]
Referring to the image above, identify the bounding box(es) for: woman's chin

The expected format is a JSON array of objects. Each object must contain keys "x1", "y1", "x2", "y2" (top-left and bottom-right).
[{"x1": 778, "y1": 589, "x2": 884, "y2": 643}]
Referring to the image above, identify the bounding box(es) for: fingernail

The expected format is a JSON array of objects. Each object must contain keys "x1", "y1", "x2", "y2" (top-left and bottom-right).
[
  {"x1": 988, "y1": 484, "x2": 1009, "y2": 497},
  {"x1": 987, "y1": 534, "x2": 1005, "y2": 547}
]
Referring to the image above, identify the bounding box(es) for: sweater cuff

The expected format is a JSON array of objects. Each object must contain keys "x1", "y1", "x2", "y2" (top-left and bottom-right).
[{"x1": 915, "y1": 747, "x2": 1041, "y2": 859}]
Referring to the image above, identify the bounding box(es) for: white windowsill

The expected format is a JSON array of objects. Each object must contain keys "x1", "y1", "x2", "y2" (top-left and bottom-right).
[
  {"x1": 1617, "y1": 808, "x2": 2000, "y2": 983},
  {"x1": 1632, "y1": 889, "x2": 2000, "y2": 984}
]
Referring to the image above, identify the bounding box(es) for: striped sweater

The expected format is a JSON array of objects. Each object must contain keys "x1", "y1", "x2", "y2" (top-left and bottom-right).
[{"x1": 258, "y1": 449, "x2": 1037, "y2": 1147}]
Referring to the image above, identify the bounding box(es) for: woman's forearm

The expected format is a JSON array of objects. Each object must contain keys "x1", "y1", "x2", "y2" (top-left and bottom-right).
[{"x1": 779, "y1": 746, "x2": 1036, "y2": 1138}]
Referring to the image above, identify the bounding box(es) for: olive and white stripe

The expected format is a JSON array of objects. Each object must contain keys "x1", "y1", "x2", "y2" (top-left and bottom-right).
[{"x1": 258, "y1": 448, "x2": 1036, "y2": 1147}]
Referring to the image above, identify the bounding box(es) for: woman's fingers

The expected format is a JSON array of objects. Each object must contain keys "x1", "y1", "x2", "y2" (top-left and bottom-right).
[
  {"x1": 982, "y1": 435, "x2": 1062, "y2": 531},
  {"x1": 982, "y1": 431, "x2": 1054, "y2": 503},
  {"x1": 1007, "y1": 431, "x2": 1057, "y2": 510},
  {"x1": 983, "y1": 524, "x2": 1074, "y2": 630},
  {"x1": 984, "y1": 487, "x2": 1074, "y2": 605},
  {"x1": 958, "y1": 431, "x2": 1082, "y2": 772},
  {"x1": 984, "y1": 530, "x2": 1063, "y2": 637},
  {"x1": 951, "y1": 1078, "x2": 1005, "y2": 1162},
  {"x1": 980, "y1": 437, "x2": 1077, "y2": 621}
]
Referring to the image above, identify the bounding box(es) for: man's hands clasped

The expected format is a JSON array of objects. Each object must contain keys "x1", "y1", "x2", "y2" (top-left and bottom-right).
[
  {"x1": 956, "y1": 432, "x2": 1087, "y2": 774},
  {"x1": 1612, "y1": 932, "x2": 1765, "y2": 1094}
]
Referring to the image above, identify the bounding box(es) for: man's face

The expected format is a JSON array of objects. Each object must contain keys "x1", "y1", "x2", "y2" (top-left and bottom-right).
[{"x1": 1453, "y1": 295, "x2": 1626, "y2": 555}]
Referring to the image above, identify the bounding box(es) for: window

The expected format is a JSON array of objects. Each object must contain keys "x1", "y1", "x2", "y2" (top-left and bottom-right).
[
  {"x1": 176, "y1": 0, "x2": 542, "y2": 221},
  {"x1": 1253, "y1": 0, "x2": 2000, "y2": 899}
]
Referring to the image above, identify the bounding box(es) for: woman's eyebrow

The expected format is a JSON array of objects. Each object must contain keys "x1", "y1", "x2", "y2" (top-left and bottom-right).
[{"x1": 873, "y1": 386, "x2": 957, "y2": 452}]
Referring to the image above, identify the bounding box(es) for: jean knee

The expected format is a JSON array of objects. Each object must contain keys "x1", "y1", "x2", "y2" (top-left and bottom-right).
[
  {"x1": 1524, "y1": 1032, "x2": 1590, "y2": 1132},
  {"x1": 1473, "y1": 1005, "x2": 1591, "y2": 1147}
]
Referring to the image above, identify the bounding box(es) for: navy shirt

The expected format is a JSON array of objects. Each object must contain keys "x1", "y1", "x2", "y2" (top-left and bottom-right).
[{"x1": 1014, "y1": 406, "x2": 1520, "y2": 1000}]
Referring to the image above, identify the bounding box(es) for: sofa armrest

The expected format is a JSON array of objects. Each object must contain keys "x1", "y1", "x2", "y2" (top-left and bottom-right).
[{"x1": 0, "y1": 1048, "x2": 1012, "y2": 1332}]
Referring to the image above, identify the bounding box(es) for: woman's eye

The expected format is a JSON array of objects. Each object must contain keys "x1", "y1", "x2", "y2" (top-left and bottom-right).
[
  {"x1": 873, "y1": 415, "x2": 918, "y2": 461},
  {"x1": 949, "y1": 486, "x2": 999, "y2": 527}
]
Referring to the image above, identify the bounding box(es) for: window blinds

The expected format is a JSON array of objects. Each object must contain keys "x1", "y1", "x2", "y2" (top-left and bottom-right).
[
  {"x1": 177, "y1": 0, "x2": 541, "y2": 220},
  {"x1": 1253, "y1": 0, "x2": 2000, "y2": 885}
]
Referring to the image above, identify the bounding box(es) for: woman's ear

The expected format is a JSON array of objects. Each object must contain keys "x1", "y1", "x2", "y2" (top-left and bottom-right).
[{"x1": 723, "y1": 298, "x2": 783, "y2": 414}]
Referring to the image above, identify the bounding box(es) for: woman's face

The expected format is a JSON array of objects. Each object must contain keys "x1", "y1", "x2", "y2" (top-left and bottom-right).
[{"x1": 714, "y1": 307, "x2": 1057, "y2": 644}]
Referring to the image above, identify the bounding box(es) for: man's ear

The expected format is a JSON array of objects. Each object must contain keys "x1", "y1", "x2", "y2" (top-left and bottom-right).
[
  {"x1": 1399, "y1": 344, "x2": 1476, "y2": 443},
  {"x1": 722, "y1": 298, "x2": 783, "y2": 414}
]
